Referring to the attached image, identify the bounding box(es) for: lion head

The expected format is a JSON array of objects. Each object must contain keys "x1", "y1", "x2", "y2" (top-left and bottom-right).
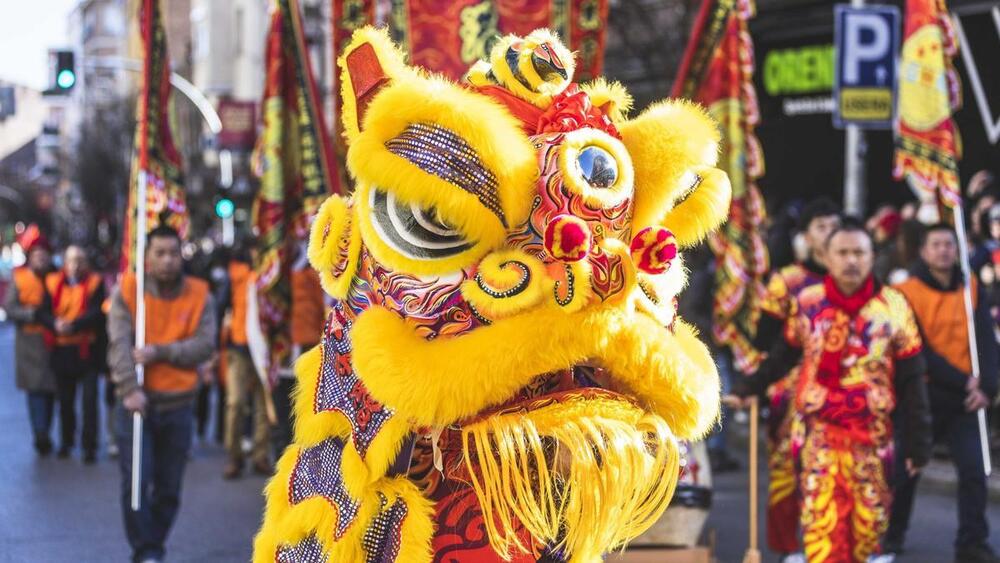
[{"x1": 256, "y1": 27, "x2": 731, "y2": 563}]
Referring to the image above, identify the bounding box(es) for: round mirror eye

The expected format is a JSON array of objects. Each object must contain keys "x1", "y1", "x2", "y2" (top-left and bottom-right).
[{"x1": 576, "y1": 146, "x2": 618, "y2": 189}]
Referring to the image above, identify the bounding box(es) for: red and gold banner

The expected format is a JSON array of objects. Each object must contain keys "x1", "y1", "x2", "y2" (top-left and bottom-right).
[
  {"x1": 400, "y1": 0, "x2": 608, "y2": 80},
  {"x1": 674, "y1": 0, "x2": 769, "y2": 373},
  {"x1": 893, "y1": 0, "x2": 962, "y2": 207},
  {"x1": 252, "y1": 0, "x2": 341, "y2": 382},
  {"x1": 121, "y1": 0, "x2": 188, "y2": 271}
]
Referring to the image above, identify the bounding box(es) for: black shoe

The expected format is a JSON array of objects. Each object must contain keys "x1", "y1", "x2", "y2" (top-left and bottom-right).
[
  {"x1": 34, "y1": 437, "x2": 53, "y2": 457},
  {"x1": 57, "y1": 446, "x2": 71, "y2": 459},
  {"x1": 956, "y1": 544, "x2": 1000, "y2": 563},
  {"x1": 83, "y1": 450, "x2": 97, "y2": 464}
]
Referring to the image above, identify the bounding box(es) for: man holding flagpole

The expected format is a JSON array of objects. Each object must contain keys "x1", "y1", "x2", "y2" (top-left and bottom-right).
[
  {"x1": 109, "y1": 1, "x2": 198, "y2": 561},
  {"x1": 108, "y1": 226, "x2": 216, "y2": 563}
]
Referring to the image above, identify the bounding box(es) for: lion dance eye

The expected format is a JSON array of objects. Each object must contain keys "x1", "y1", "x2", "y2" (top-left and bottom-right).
[
  {"x1": 576, "y1": 145, "x2": 618, "y2": 189},
  {"x1": 370, "y1": 188, "x2": 473, "y2": 259}
]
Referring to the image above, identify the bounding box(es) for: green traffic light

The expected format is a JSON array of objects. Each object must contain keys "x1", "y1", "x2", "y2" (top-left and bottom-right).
[
  {"x1": 56, "y1": 69, "x2": 76, "y2": 89},
  {"x1": 215, "y1": 198, "x2": 235, "y2": 219}
]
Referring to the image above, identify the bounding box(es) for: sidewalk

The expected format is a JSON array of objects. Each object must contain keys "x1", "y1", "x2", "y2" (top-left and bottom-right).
[{"x1": 921, "y1": 456, "x2": 1000, "y2": 501}]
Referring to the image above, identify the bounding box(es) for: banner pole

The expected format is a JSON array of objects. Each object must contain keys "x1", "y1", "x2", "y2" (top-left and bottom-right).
[
  {"x1": 131, "y1": 168, "x2": 148, "y2": 511},
  {"x1": 953, "y1": 206, "x2": 992, "y2": 477}
]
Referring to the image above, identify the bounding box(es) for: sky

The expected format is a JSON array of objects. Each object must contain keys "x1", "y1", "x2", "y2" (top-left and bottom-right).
[{"x1": 0, "y1": 0, "x2": 80, "y2": 90}]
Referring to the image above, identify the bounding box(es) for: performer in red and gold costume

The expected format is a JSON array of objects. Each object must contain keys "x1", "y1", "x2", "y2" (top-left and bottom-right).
[
  {"x1": 752, "y1": 199, "x2": 840, "y2": 560},
  {"x1": 742, "y1": 219, "x2": 931, "y2": 563}
]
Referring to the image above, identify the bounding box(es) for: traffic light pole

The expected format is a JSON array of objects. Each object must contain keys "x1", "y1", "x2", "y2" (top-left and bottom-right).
[{"x1": 83, "y1": 57, "x2": 233, "y2": 190}]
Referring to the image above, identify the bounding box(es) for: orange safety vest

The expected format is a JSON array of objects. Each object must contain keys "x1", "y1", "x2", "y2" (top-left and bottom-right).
[
  {"x1": 896, "y1": 276, "x2": 978, "y2": 375},
  {"x1": 45, "y1": 271, "x2": 102, "y2": 349},
  {"x1": 228, "y1": 261, "x2": 251, "y2": 346},
  {"x1": 122, "y1": 273, "x2": 209, "y2": 394},
  {"x1": 290, "y1": 268, "x2": 325, "y2": 347},
  {"x1": 12, "y1": 267, "x2": 48, "y2": 335}
]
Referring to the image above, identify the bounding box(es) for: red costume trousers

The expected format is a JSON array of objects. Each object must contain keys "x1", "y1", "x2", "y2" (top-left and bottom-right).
[
  {"x1": 799, "y1": 425, "x2": 890, "y2": 563},
  {"x1": 767, "y1": 382, "x2": 801, "y2": 554}
]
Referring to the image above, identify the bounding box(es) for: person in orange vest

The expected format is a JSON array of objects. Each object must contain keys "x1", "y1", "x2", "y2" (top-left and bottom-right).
[
  {"x1": 271, "y1": 249, "x2": 326, "y2": 459},
  {"x1": 2, "y1": 228, "x2": 57, "y2": 455},
  {"x1": 107, "y1": 225, "x2": 216, "y2": 563},
  {"x1": 888, "y1": 224, "x2": 1000, "y2": 563},
  {"x1": 222, "y1": 246, "x2": 271, "y2": 479},
  {"x1": 37, "y1": 244, "x2": 105, "y2": 463}
]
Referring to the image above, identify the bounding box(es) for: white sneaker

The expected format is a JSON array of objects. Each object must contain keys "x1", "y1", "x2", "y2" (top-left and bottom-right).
[
  {"x1": 781, "y1": 554, "x2": 806, "y2": 563},
  {"x1": 107, "y1": 443, "x2": 119, "y2": 458},
  {"x1": 869, "y1": 554, "x2": 896, "y2": 563}
]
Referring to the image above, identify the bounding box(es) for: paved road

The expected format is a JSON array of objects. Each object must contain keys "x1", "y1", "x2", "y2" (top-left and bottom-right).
[
  {"x1": 1, "y1": 321, "x2": 997, "y2": 562},
  {"x1": 706, "y1": 416, "x2": 1000, "y2": 563},
  {"x1": 0, "y1": 323, "x2": 264, "y2": 562}
]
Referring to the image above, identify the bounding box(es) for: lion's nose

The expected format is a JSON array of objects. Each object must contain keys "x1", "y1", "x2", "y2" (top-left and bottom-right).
[{"x1": 544, "y1": 215, "x2": 592, "y2": 263}]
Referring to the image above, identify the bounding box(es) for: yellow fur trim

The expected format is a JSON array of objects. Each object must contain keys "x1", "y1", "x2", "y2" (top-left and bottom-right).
[
  {"x1": 619, "y1": 100, "x2": 722, "y2": 232},
  {"x1": 460, "y1": 250, "x2": 550, "y2": 321},
  {"x1": 350, "y1": 304, "x2": 720, "y2": 439},
  {"x1": 308, "y1": 195, "x2": 362, "y2": 299},
  {"x1": 465, "y1": 60, "x2": 496, "y2": 87},
  {"x1": 290, "y1": 337, "x2": 413, "y2": 498},
  {"x1": 337, "y1": 26, "x2": 413, "y2": 146},
  {"x1": 254, "y1": 445, "x2": 435, "y2": 562},
  {"x1": 558, "y1": 129, "x2": 634, "y2": 209},
  {"x1": 662, "y1": 166, "x2": 732, "y2": 247},
  {"x1": 632, "y1": 255, "x2": 688, "y2": 327},
  {"x1": 255, "y1": 345, "x2": 437, "y2": 563},
  {"x1": 463, "y1": 397, "x2": 679, "y2": 560},
  {"x1": 580, "y1": 78, "x2": 633, "y2": 123}
]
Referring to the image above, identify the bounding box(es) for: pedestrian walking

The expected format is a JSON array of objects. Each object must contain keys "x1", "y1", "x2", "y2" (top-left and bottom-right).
[
  {"x1": 3, "y1": 227, "x2": 57, "y2": 455},
  {"x1": 222, "y1": 248, "x2": 271, "y2": 479},
  {"x1": 39, "y1": 244, "x2": 105, "y2": 463},
  {"x1": 107, "y1": 226, "x2": 216, "y2": 563}
]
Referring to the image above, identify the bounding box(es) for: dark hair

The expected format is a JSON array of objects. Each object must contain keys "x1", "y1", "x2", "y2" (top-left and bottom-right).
[
  {"x1": 825, "y1": 215, "x2": 872, "y2": 247},
  {"x1": 798, "y1": 197, "x2": 841, "y2": 232},
  {"x1": 146, "y1": 225, "x2": 181, "y2": 248},
  {"x1": 919, "y1": 222, "x2": 957, "y2": 247}
]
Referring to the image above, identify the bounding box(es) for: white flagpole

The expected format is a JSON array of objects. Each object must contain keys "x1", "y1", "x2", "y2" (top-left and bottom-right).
[
  {"x1": 131, "y1": 169, "x2": 148, "y2": 510},
  {"x1": 953, "y1": 206, "x2": 992, "y2": 477}
]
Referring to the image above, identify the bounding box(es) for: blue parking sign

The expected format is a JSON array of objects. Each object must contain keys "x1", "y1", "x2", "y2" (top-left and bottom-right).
[{"x1": 834, "y1": 4, "x2": 900, "y2": 129}]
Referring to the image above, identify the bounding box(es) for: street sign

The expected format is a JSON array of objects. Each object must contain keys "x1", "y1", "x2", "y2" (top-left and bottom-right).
[{"x1": 833, "y1": 4, "x2": 900, "y2": 129}]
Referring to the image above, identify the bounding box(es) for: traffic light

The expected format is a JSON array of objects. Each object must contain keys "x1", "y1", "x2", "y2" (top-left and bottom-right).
[
  {"x1": 215, "y1": 198, "x2": 235, "y2": 219},
  {"x1": 48, "y1": 50, "x2": 76, "y2": 94}
]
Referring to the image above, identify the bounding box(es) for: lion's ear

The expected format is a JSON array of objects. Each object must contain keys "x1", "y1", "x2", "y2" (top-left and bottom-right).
[
  {"x1": 619, "y1": 100, "x2": 730, "y2": 245},
  {"x1": 308, "y1": 194, "x2": 361, "y2": 299},
  {"x1": 337, "y1": 26, "x2": 411, "y2": 145}
]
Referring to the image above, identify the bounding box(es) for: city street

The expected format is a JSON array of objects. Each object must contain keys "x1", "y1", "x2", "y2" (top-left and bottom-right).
[
  {"x1": 0, "y1": 323, "x2": 264, "y2": 562},
  {"x1": 1, "y1": 319, "x2": 998, "y2": 562}
]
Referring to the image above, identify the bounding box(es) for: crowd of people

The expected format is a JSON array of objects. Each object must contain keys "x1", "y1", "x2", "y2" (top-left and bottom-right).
[
  {"x1": 2, "y1": 225, "x2": 324, "y2": 563},
  {"x1": 3, "y1": 172, "x2": 1000, "y2": 563},
  {"x1": 716, "y1": 169, "x2": 1000, "y2": 563}
]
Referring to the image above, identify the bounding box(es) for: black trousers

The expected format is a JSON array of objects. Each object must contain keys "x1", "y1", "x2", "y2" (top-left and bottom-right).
[
  {"x1": 886, "y1": 410, "x2": 990, "y2": 549},
  {"x1": 271, "y1": 377, "x2": 296, "y2": 460},
  {"x1": 52, "y1": 346, "x2": 98, "y2": 453}
]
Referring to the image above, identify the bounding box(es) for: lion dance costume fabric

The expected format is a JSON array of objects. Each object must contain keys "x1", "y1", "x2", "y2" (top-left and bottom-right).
[{"x1": 254, "y1": 27, "x2": 731, "y2": 563}]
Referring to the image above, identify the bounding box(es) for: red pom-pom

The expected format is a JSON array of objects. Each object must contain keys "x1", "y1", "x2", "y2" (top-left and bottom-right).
[
  {"x1": 544, "y1": 215, "x2": 591, "y2": 262},
  {"x1": 630, "y1": 227, "x2": 677, "y2": 274}
]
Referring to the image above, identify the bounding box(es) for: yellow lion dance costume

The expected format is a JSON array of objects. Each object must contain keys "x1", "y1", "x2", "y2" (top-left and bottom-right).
[{"x1": 254, "y1": 27, "x2": 731, "y2": 563}]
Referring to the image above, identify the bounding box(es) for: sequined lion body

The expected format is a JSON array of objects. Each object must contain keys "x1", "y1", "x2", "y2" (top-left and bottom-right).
[{"x1": 255, "y1": 27, "x2": 732, "y2": 563}]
